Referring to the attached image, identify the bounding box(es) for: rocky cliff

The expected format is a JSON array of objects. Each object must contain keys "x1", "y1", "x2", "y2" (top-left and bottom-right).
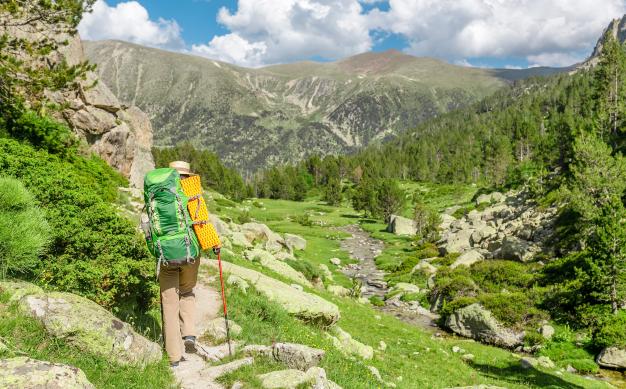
[
  {"x1": 581, "y1": 14, "x2": 626, "y2": 68},
  {"x1": 1, "y1": 20, "x2": 154, "y2": 188}
]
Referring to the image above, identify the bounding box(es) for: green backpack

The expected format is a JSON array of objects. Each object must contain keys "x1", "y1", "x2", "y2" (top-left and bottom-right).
[{"x1": 142, "y1": 168, "x2": 200, "y2": 275}]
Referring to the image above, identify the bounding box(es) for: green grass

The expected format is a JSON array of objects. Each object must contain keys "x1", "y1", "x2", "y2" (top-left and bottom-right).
[
  {"x1": 0, "y1": 300, "x2": 173, "y2": 388},
  {"x1": 205, "y1": 189, "x2": 610, "y2": 389}
]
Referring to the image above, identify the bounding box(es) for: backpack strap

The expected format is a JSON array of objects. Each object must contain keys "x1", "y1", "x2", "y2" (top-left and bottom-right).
[{"x1": 155, "y1": 240, "x2": 165, "y2": 279}]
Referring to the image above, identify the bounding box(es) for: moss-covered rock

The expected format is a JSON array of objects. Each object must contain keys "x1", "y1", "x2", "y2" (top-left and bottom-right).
[
  {"x1": 206, "y1": 260, "x2": 339, "y2": 326},
  {"x1": 18, "y1": 291, "x2": 161, "y2": 366},
  {"x1": 0, "y1": 281, "x2": 43, "y2": 303},
  {"x1": 0, "y1": 357, "x2": 94, "y2": 388}
]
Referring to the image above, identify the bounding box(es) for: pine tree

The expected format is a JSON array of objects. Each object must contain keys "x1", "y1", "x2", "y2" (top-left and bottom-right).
[
  {"x1": 594, "y1": 31, "x2": 626, "y2": 142},
  {"x1": 323, "y1": 177, "x2": 342, "y2": 206},
  {"x1": 375, "y1": 179, "x2": 405, "y2": 223}
]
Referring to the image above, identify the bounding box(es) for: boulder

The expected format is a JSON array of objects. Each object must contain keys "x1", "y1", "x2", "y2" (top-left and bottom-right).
[
  {"x1": 597, "y1": 347, "x2": 626, "y2": 369},
  {"x1": 209, "y1": 214, "x2": 232, "y2": 238},
  {"x1": 206, "y1": 260, "x2": 340, "y2": 326},
  {"x1": 328, "y1": 285, "x2": 350, "y2": 297},
  {"x1": 242, "y1": 344, "x2": 273, "y2": 358},
  {"x1": 204, "y1": 318, "x2": 242, "y2": 342},
  {"x1": 242, "y1": 223, "x2": 285, "y2": 253},
  {"x1": 319, "y1": 264, "x2": 334, "y2": 280},
  {"x1": 411, "y1": 261, "x2": 437, "y2": 276},
  {"x1": 18, "y1": 291, "x2": 161, "y2": 365},
  {"x1": 275, "y1": 251, "x2": 296, "y2": 261},
  {"x1": 539, "y1": 324, "x2": 555, "y2": 340},
  {"x1": 387, "y1": 215, "x2": 417, "y2": 236},
  {"x1": 388, "y1": 282, "x2": 420, "y2": 298},
  {"x1": 327, "y1": 326, "x2": 373, "y2": 360},
  {"x1": 258, "y1": 367, "x2": 341, "y2": 389},
  {"x1": 0, "y1": 357, "x2": 94, "y2": 388},
  {"x1": 476, "y1": 194, "x2": 492, "y2": 205},
  {"x1": 470, "y1": 226, "x2": 496, "y2": 245},
  {"x1": 231, "y1": 231, "x2": 253, "y2": 248},
  {"x1": 439, "y1": 230, "x2": 473, "y2": 255},
  {"x1": 284, "y1": 233, "x2": 307, "y2": 251},
  {"x1": 0, "y1": 281, "x2": 43, "y2": 303},
  {"x1": 520, "y1": 356, "x2": 555, "y2": 369},
  {"x1": 273, "y1": 343, "x2": 325, "y2": 371},
  {"x1": 450, "y1": 250, "x2": 484, "y2": 269},
  {"x1": 445, "y1": 303, "x2": 524, "y2": 348},
  {"x1": 440, "y1": 214, "x2": 457, "y2": 229},
  {"x1": 498, "y1": 237, "x2": 539, "y2": 262},
  {"x1": 444, "y1": 205, "x2": 462, "y2": 215}
]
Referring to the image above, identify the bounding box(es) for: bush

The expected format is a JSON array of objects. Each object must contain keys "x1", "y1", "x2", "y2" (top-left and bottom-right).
[
  {"x1": 469, "y1": 260, "x2": 535, "y2": 293},
  {"x1": 593, "y1": 311, "x2": 626, "y2": 349},
  {"x1": 5, "y1": 110, "x2": 79, "y2": 158},
  {"x1": 237, "y1": 210, "x2": 251, "y2": 224},
  {"x1": 286, "y1": 259, "x2": 322, "y2": 282},
  {"x1": 0, "y1": 139, "x2": 156, "y2": 309},
  {"x1": 0, "y1": 177, "x2": 50, "y2": 277},
  {"x1": 538, "y1": 340, "x2": 598, "y2": 373},
  {"x1": 369, "y1": 296, "x2": 385, "y2": 307},
  {"x1": 293, "y1": 213, "x2": 313, "y2": 227},
  {"x1": 478, "y1": 292, "x2": 548, "y2": 329}
]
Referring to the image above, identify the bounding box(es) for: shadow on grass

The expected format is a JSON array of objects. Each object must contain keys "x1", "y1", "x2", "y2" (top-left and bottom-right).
[
  {"x1": 468, "y1": 361, "x2": 585, "y2": 389},
  {"x1": 340, "y1": 214, "x2": 361, "y2": 219}
]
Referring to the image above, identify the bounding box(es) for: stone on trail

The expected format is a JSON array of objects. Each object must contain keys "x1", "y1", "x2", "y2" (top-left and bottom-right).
[
  {"x1": 597, "y1": 346, "x2": 626, "y2": 369},
  {"x1": 0, "y1": 357, "x2": 94, "y2": 389},
  {"x1": 327, "y1": 326, "x2": 374, "y2": 360},
  {"x1": 204, "y1": 318, "x2": 242, "y2": 343},
  {"x1": 284, "y1": 233, "x2": 307, "y2": 251},
  {"x1": 273, "y1": 342, "x2": 325, "y2": 371},
  {"x1": 445, "y1": 303, "x2": 524, "y2": 348},
  {"x1": 387, "y1": 215, "x2": 417, "y2": 236},
  {"x1": 206, "y1": 260, "x2": 340, "y2": 326},
  {"x1": 17, "y1": 289, "x2": 161, "y2": 366}
]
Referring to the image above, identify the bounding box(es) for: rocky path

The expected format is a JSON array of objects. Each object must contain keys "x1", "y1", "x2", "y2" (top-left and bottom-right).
[
  {"x1": 339, "y1": 224, "x2": 439, "y2": 331},
  {"x1": 172, "y1": 260, "x2": 251, "y2": 389}
]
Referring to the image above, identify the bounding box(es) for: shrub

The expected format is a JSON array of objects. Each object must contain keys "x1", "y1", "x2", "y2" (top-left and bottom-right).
[
  {"x1": 369, "y1": 296, "x2": 385, "y2": 307},
  {"x1": 237, "y1": 210, "x2": 251, "y2": 224},
  {"x1": 538, "y1": 339, "x2": 598, "y2": 373},
  {"x1": 478, "y1": 292, "x2": 548, "y2": 329},
  {"x1": 593, "y1": 311, "x2": 626, "y2": 349},
  {"x1": 0, "y1": 177, "x2": 50, "y2": 277},
  {"x1": 0, "y1": 139, "x2": 155, "y2": 309},
  {"x1": 293, "y1": 213, "x2": 313, "y2": 227},
  {"x1": 5, "y1": 110, "x2": 79, "y2": 158},
  {"x1": 469, "y1": 260, "x2": 535, "y2": 293},
  {"x1": 286, "y1": 259, "x2": 322, "y2": 282}
]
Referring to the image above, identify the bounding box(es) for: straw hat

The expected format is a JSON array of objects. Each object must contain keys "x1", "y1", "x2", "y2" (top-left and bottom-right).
[{"x1": 169, "y1": 160, "x2": 193, "y2": 175}]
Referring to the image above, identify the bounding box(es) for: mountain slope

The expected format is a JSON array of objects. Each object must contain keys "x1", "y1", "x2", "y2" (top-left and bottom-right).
[{"x1": 84, "y1": 40, "x2": 561, "y2": 173}]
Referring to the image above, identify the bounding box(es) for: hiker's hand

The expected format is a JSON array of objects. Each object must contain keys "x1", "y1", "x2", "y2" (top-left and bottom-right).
[{"x1": 212, "y1": 244, "x2": 221, "y2": 254}]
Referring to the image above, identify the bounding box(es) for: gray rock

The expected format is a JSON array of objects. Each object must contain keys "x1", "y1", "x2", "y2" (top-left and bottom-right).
[
  {"x1": 367, "y1": 365, "x2": 383, "y2": 382},
  {"x1": 328, "y1": 285, "x2": 350, "y2": 297},
  {"x1": 18, "y1": 290, "x2": 161, "y2": 366},
  {"x1": 413, "y1": 261, "x2": 438, "y2": 276},
  {"x1": 387, "y1": 215, "x2": 417, "y2": 236},
  {"x1": 245, "y1": 248, "x2": 312, "y2": 287},
  {"x1": 539, "y1": 324, "x2": 555, "y2": 340},
  {"x1": 206, "y1": 260, "x2": 340, "y2": 326},
  {"x1": 445, "y1": 303, "x2": 524, "y2": 348},
  {"x1": 242, "y1": 344, "x2": 272, "y2": 358},
  {"x1": 439, "y1": 230, "x2": 473, "y2": 255},
  {"x1": 0, "y1": 357, "x2": 94, "y2": 388},
  {"x1": 209, "y1": 214, "x2": 232, "y2": 238},
  {"x1": 231, "y1": 231, "x2": 253, "y2": 248},
  {"x1": 273, "y1": 343, "x2": 325, "y2": 371},
  {"x1": 258, "y1": 367, "x2": 341, "y2": 389},
  {"x1": 450, "y1": 250, "x2": 484, "y2": 269},
  {"x1": 470, "y1": 226, "x2": 497, "y2": 245},
  {"x1": 284, "y1": 233, "x2": 307, "y2": 251},
  {"x1": 327, "y1": 326, "x2": 373, "y2": 360},
  {"x1": 597, "y1": 346, "x2": 626, "y2": 369},
  {"x1": 499, "y1": 237, "x2": 539, "y2": 262},
  {"x1": 227, "y1": 275, "x2": 249, "y2": 294},
  {"x1": 330, "y1": 258, "x2": 342, "y2": 266}
]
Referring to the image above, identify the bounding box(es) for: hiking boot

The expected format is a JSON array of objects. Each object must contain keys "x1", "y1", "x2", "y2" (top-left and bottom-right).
[
  {"x1": 183, "y1": 336, "x2": 197, "y2": 354},
  {"x1": 170, "y1": 360, "x2": 180, "y2": 368}
]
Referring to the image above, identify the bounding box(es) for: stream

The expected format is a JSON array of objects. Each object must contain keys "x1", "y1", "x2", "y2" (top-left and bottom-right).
[{"x1": 338, "y1": 224, "x2": 440, "y2": 331}]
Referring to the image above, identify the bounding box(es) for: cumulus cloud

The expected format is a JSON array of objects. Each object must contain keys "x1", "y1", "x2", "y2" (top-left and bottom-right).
[
  {"x1": 78, "y1": 0, "x2": 184, "y2": 49},
  {"x1": 190, "y1": 0, "x2": 372, "y2": 66},
  {"x1": 368, "y1": 0, "x2": 625, "y2": 66}
]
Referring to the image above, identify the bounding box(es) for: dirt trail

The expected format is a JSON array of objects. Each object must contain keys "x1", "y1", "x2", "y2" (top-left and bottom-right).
[
  {"x1": 172, "y1": 258, "x2": 250, "y2": 389},
  {"x1": 339, "y1": 224, "x2": 439, "y2": 331}
]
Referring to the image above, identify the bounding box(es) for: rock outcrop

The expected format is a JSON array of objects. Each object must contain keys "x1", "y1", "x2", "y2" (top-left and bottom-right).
[
  {"x1": 445, "y1": 303, "x2": 524, "y2": 348},
  {"x1": 327, "y1": 326, "x2": 374, "y2": 360},
  {"x1": 258, "y1": 366, "x2": 341, "y2": 389},
  {"x1": 0, "y1": 357, "x2": 94, "y2": 389},
  {"x1": 0, "y1": 19, "x2": 154, "y2": 188},
  {"x1": 0, "y1": 282, "x2": 162, "y2": 366},
  {"x1": 205, "y1": 260, "x2": 340, "y2": 326},
  {"x1": 437, "y1": 190, "x2": 556, "y2": 262},
  {"x1": 272, "y1": 343, "x2": 325, "y2": 371}
]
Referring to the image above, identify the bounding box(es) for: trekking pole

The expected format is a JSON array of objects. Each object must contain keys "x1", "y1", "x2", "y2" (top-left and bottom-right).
[{"x1": 214, "y1": 247, "x2": 232, "y2": 357}]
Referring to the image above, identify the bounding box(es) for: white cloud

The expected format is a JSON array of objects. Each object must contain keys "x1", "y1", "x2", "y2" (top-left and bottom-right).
[
  {"x1": 78, "y1": 0, "x2": 184, "y2": 49},
  {"x1": 190, "y1": 0, "x2": 373, "y2": 66},
  {"x1": 368, "y1": 0, "x2": 625, "y2": 66},
  {"x1": 527, "y1": 52, "x2": 585, "y2": 67},
  {"x1": 454, "y1": 58, "x2": 473, "y2": 67}
]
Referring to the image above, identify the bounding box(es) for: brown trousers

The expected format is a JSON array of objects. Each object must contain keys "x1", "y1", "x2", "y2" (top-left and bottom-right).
[{"x1": 159, "y1": 259, "x2": 199, "y2": 363}]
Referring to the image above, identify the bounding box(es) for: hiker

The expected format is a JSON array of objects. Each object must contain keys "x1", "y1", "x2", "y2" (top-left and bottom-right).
[{"x1": 158, "y1": 160, "x2": 220, "y2": 367}]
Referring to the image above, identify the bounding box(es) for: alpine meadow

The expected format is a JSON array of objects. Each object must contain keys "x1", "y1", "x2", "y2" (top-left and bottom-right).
[{"x1": 3, "y1": 1, "x2": 626, "y2": 389}]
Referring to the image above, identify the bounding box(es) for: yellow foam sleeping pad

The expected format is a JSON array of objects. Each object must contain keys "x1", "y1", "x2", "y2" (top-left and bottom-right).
[{"x1": 180, "y1": 175, "x2": 221, "y2": 250}]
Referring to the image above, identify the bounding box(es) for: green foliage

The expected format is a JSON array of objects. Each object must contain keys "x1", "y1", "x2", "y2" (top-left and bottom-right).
[
  {"x1": 286, "y1": 259, "x2": 322, "y2": 282},
  {"x1": 538, "y1": 340, "x2": 598, "y2": 374},
  {"x1": 413, "y1": 201, "x2": 440, "y2": 242},
  {"x1": 322, "y1": 177, "x2": 342, "y2": 206},
  {"x1": 153, "y1": 142, "x2": 251, "y2": 201},
  {"x1": 369, "y1": 296, "x2": 385, "y2": 307},
  {"x1": 293, "y1": 213, "x2": 314, "y2": 227},
  {"x1": 0, "y1": 139, "x2": 155, "y2": 309},
  {"x1": 469, "y1": 260, "x2": 535, "y2": 293},
  {"x1": 479, "y1": 292, "x2": 548, "y2": 329},
  {"x1": 0, "y1": 177, "x2": 50, "y2": 277},
  {"x1": 593, "y1": 311, "x2": 626, "y2": 349}
]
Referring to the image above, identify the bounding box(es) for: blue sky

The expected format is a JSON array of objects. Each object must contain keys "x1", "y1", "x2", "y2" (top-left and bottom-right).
[{"x1": 78, "y1": 0, "x2": 626, "y2": 69}]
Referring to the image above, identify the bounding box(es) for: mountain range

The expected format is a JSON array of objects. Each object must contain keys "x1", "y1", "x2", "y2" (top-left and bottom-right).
[{"x1": 84, "y1": 41, "x2": 566, "y2": 174}]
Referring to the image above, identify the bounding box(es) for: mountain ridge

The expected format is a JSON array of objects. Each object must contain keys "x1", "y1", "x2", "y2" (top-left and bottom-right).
[{"x1": 84, "y1": 39, "x2": 566, "y2": 173}]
